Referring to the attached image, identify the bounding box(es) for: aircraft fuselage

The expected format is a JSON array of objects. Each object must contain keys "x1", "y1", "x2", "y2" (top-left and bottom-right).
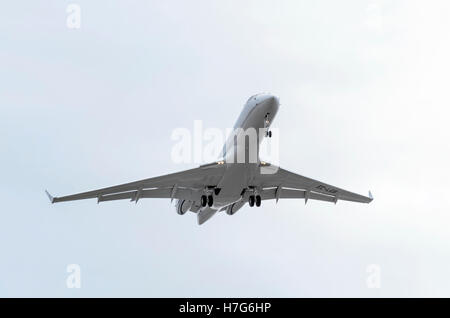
[{"x1": 184, "y1": 93, "x2": 279, "y2": 213}]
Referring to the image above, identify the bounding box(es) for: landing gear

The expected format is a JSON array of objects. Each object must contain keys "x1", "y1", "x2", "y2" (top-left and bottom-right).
[
  {"x1": 201, "y1": 194, "x2": 214, "y2": 207},
  {"x1": 249, "y1": 195, "x2": 255, "y2": 207},
  {"x1": 248, "y1": 195, "x2": 261, "y2": 207},
  {"x1": 201, "y1": 195, "x2": 207, "y2": 207},
  {"x1": 207, "y1": 195, "x2": 213, "y2": 207},
  {"x1": 264, "y1": 114, "x2": 272, "y2": 138},
  {"x1": 255, "y1": 195, "x2": 261, "y2": 207}
]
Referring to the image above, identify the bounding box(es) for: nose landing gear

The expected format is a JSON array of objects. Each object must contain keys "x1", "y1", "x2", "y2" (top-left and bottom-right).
[{"x1": 264, "y1": 114, "x2": 272, "y2": 138}]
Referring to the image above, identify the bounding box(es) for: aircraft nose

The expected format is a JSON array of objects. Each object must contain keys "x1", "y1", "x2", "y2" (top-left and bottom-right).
[
  {"x1": 257, "y1": 95, "x2": 279, "y2": 121},
  {"x1": 269, "y1": 95, "x2": 279, "y2": 106},
  {"x1": 259, "y1": 94, "x2": 279, "y2": 106},
  {"x1": 260, "y1": 95, "x2": 279, "y2": 110}
]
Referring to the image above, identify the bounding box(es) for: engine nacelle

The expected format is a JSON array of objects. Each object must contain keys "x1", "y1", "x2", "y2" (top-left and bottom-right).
[{"x1": 176, "y1": 199, "x2": 191, "y2": 215}]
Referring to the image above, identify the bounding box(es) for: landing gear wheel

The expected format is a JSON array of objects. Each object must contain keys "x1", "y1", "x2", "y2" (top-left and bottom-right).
[
  {"x1": 207, "y1": 195, "x2": 214, "y2": 207},
  {"x1": 268, "y1": 131, "x2": 272, "y2": 138},
  {"x1": 255, "y1": 195, "x2": 261, "y2": 207},
  {"x1": 200, "y1": 195, "x2": 207, "y2": 207},
  {"x1": 249, "y1": 195, "x2": 255, "y2": 207}
]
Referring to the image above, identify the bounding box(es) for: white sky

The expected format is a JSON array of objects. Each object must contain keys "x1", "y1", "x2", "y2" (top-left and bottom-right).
[{"x1": 1, "y1": 0, "x2": 450, "y2": 297}]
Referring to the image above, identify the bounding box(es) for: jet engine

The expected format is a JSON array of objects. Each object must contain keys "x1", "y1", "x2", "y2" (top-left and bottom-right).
[{"x1": 176, "y1": 199, "x2": 191, "y2": 215}]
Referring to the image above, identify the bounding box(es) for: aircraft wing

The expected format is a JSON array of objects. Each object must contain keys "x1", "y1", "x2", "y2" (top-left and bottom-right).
[
  {"x1": 45, "y1": 163, "x2": 226, "y2": 204},
  {"x1": 254, "y1": 164, "x2": 373, "y2": 204}
]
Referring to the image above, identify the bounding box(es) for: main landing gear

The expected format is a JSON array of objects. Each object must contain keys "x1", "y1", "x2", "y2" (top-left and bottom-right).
[
  {"x1": 200, "y1": 194, "x2": 214, "y2": 207},
  {"x1": 200, "y1": 188, "x2": 220, "y2": 208},
  {"x1": 248, "y1": 195, "x2": 261, "y2": 207}
]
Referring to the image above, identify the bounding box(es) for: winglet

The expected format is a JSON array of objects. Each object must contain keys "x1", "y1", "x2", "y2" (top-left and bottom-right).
[
  {"x1": 368, "y1": 191, "x2": 374, "y2": 201},
  {"x1": 45, "y1": 190, "x2": 55, "y2": 204}
]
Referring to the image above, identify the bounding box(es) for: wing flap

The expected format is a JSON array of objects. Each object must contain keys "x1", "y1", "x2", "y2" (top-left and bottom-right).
[
  {"x1": 260, "y1": 188, "x2": 336, "y2": 203},
  {"x1": 98, "y1": 191, "x2": 136, "y2": 202}
]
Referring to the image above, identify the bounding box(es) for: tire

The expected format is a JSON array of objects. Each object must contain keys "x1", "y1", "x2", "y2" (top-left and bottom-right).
[
  {"x1": 201, "y1": 195, "x2": 207, "y2": 207},
  {"x1": 249, "y1": 195, "x2": 255, "y2": 207},
  {"x1": 207, "y1": 195, "x2": 213, "y2": 207},
  {"x1": 268, "y1": 131, "x2": 272, "y2": 138},
  {"x1": 255, "y1": 195, "x2": 261, "y2": 207}
]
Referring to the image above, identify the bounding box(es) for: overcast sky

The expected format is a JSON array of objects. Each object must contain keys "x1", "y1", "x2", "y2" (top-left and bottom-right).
[{"x1": 1, "y1": 0, "x2": 450, "y2": 297}]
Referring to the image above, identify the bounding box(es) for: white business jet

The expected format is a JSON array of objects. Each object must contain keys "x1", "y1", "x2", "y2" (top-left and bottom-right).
[{"x1": 46, "y1": 93, "x2": 373, "y2": 224}]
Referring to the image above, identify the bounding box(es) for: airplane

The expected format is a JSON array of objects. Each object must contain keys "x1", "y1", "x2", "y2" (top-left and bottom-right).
[{"x1": 46, "y1": 93, "x2": 373, "y2": 225}]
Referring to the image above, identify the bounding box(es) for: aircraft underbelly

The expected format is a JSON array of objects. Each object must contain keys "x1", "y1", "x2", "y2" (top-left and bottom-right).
[{"x1": 214, "y1": 165, "x2": 249, "y2": 207}]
